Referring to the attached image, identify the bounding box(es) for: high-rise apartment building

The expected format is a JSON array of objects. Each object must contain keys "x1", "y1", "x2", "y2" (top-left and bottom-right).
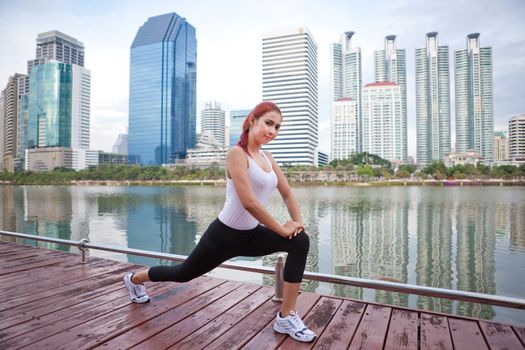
[
  {"x1": 27, "y1": 31, "x2": 91, "y2": 150},
  {"x1": 455, "y1": 33, "x2": 494, "y2": 163},
  {"x1": 27, "y1": 31, "x2": 85, "y2": 73},
  {"x1": 331, "y1": 98, "x2": 358, "y2": 161},
  {"x1": 229, "y1": 109, "x2": 250, "y2": 147},
  {"x1": 0, "y1": 94, "x2": 3, "y2": 170},
  {"x1": 415, "y1": 32, "x2": 451, "y2": 166},
  {"x1": 201, "y1": 101, "x2": 226, "y2": 147},
  {"x1": 2, "y1": 74, "x2": 28, "y2": 172},
  {"x1": 374, "y1": 35, "x2": 407, "y2": 162},
  {"x1": 331, "y1": 31, "x2": 362, "y2": 155},
  {"x1": 262, "y1": 27, "x2": 318, "y2": 165},
  {"x1": 128, "y1": 13, "x2": 197, "y2": 165},
  {"x1": 508, "y1": 115, "x2": 525, "y2": 161},
  {"x1": 362, "y1": 82, "x2": 403, "y2": 162},
  {"x1": 493, "y1": 131, "x2": 509, "y2": 162}
]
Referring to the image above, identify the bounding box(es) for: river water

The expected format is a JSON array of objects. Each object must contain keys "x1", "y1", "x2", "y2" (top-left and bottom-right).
[{"x1": 1, "y1": 185, "x2": 523, "y2": 325}]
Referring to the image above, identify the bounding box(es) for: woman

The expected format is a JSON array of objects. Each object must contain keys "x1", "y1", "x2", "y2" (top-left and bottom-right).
[{"x1": 123, "y1": 101, "x2": 315, "y2": 342}]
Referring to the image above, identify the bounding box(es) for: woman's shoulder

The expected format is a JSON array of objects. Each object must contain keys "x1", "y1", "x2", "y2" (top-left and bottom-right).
[{"x1": 227, "y1": 145, "x2": 245, "y2": 157}]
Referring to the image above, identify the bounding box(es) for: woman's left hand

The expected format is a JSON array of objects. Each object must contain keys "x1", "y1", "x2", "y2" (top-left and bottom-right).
[{"x1": 284, "y1": 221, "x2": 304, "y2": 238}]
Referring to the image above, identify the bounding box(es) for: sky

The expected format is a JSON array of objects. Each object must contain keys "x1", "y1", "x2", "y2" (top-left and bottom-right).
[{"x1": 1, "y1": 0, "x2": 524, "y2": 158}]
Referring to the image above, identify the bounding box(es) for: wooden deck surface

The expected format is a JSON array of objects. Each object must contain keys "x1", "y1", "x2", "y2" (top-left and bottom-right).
[{"x1": 0, "y1": 241, "x2": 524, "y2": 350}]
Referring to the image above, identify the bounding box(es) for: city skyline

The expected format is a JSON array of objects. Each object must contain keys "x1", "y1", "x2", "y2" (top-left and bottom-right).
[{"x1": 1, "y1": 0, "x2": 524, "y2": 158}]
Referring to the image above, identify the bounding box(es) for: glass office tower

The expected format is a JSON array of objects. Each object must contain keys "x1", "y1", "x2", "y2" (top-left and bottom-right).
[
  {"x1": 129, "y1": 13, "x2": 197, "y2": 165},
  {"x1": 229, "y1": 109, "x2": 250, "y2": 147},
  {"x1": 27, "y1": 61, "x2": 72, "y2": 148}
]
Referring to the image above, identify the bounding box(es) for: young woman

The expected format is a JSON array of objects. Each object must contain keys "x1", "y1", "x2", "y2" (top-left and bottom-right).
[{"x1": 124, "y1": 101, "x2": 315, "y2": 342}]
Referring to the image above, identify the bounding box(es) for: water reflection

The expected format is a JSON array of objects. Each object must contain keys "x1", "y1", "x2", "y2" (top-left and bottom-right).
[{"x1": 0, "y1": 185, "x2": 524, "y2": 325}]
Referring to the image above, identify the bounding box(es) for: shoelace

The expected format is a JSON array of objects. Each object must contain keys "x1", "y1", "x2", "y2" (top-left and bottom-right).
[
  {"x1": 290, "y1": 313, "x2": 307, "y2": 331},
  {"x1": 134, "y1": 284, "x2": 146, "y2": 297}
]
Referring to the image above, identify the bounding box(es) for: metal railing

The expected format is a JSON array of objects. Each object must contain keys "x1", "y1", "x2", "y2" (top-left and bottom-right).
[{"x1": 1, "y1": 230, "x2": 525, "y2": 310}]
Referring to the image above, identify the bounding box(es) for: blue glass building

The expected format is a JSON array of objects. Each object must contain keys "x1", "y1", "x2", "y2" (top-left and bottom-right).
[
  {"x1": 129, "y1": 13, "x2": 197, "y2": 165},
  {"x1": 28, "y1": 61, "x2": 72, "y2": 148},
  {"x1": 229, "y1": 109, "x2": 250, "y2": 147}
]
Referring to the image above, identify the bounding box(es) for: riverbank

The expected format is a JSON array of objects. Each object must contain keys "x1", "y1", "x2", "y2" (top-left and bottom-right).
[{"x1": 1, "y1": 179, "x2": 525, "y2": 186}]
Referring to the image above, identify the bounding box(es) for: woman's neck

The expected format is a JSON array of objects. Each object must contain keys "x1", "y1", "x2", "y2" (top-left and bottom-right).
[{"x1": 247, "y1": 143, "x2": 261, "y2": 156}]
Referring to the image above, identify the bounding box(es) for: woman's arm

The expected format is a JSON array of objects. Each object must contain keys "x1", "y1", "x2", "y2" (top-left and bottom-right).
[
  {"x1": 227, "y1": 147, "x2": 295, "y2": 238},
  {"x1": 265, "y1": 151, "x2": 303, "y2": 226}
]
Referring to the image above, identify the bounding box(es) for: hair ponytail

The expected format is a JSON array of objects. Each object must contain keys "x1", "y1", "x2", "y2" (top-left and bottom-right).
[{"x1": 236, "y1": 101, "x2": 281, "y2": 156}]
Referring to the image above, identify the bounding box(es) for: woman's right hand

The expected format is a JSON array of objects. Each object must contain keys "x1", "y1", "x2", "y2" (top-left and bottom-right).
[{"x1": 281, "y1": 221, "x2": 304, "y2": 239}]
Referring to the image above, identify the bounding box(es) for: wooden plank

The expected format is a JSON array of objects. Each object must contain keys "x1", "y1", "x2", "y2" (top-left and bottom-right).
[
  {"x1": 0, "y1": 259, "x2": 114, "y2": 293},
  {"x1": 278, "y1": 296, "x2": 342, "y2": 349},
  {"x1": 479, "y1": 321, "x2": 525, "y2": 350},
  {"x1": 384, "y1": 309, "x2": 418, "y2": 350},
  {"x1": 108, "y1": 283, "x2": 261, "y2": 349},
  {"x1": 122, "y1": 281, "x2": 244, "y2": 349},
  {"x1": 201, "y1": 296, "x2": 282, "y2": 349},
  {"x1": 514, "y1": 326, "x2": 525, "y2": 346},
  {"x1": 0, "y1": 256, "x2": 67, "y2": 276},
  {"x1": 0, "y1": 261, "x2": 133, "y2": 310},
  {"x1": 3, "y1": 259, "x2": 128, "y2": 301},
  {"x1": 174, "y1": 286, "x2": 275, "y2": 349},
  {"x1": 25, "y1": 277, "x2": 225, "y2": 350},
  {"x1": 313, "y1": 300, "x2": 366, "y2": 350},
  {"x1": 0, "y1": 264, "x2": 136, "y2": 317},
  {"x1": 449, "y1": 318, "x2": 488, "y2": 350},
  {"x1": 348, "y1": 304, "x2": 392, "y2": 350},
  {"x1": 420, "y1": 313, "x2": 453, "y2": 350},
  {"x1": 0, "y1": 281, "x2": 175, "y2": 348},
  {"x1": 242, "y1": 291, "x2": 321, "y2": 350},
  {"x1": 0, "y1": 265, "x2": 141, "y2": 332}
]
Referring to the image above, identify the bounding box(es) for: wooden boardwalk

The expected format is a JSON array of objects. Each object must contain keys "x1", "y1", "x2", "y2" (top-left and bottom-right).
[{"x1": 0, "y1": 241, "x2": 524, "y2": 350}]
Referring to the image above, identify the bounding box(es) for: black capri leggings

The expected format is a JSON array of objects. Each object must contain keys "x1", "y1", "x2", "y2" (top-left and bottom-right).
[{"x1": 148, "y1": 218, "x2": 309, "y2": 283}]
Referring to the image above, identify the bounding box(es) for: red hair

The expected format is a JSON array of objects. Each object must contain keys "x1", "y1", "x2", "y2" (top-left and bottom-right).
[{"x1": 236, "y1": 101, "x2": 282, "y2": 156}]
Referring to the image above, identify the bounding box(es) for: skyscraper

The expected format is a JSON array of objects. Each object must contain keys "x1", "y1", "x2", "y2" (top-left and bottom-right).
[
  {"x1": 362, "y1": 82, "x2": 403, "y2": 162},
  {"x1": 2, "y1": 73, "x2": 28, "y2": 171},
  {"x1": 112, "y1": 133, "x2": 128, "y2": 155},
  {"x1": 27, "y1": 31, "x2": 85, "y2": 73},
  {"x1": 201, "y1": 101, "x2": 225, "y2": 147},
  {"x1": 493, "y1": 131, "x2": 509, "y2": 162},
  {"x1": 455, "y1": 33, "x2": 494, "y2": 163},
  {"x1": 508, "y1": 115, "x2": 525, "y2": 161},
  {"x1": 374, "y1": 35, "x2": 407, "y2": 162},
  {"x1": 262, "y1": 27, "x2": 318, "y2": 165},
  {"x1": 128, "y1": 13, "x2": 197, "y2": 165},
  {"x1": 0, "y1": 94, "x2": 3, "y2": 170},
  {"x1": 229, "y1": 109, "x2": 250, "y2": 147},
  {"x1": 27, "y1": 31, "x2": 91, "y2": 150},
  {"x1": 331, "y1": 31, "x2": 362, "y2": 156},
  {"x1": 331, "y1": 98, "x2": 358, "y2": 161},
  {"x1": 415, "y1": 32, "x2": 451, "y2": 166}
]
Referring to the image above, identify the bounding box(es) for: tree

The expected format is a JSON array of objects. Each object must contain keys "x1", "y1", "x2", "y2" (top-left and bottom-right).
[{"x1": 356, "y1": 165, "x2": 373, "y2": 180}]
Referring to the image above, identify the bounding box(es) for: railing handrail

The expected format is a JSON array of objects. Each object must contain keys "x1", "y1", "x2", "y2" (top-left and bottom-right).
[{"x1": 1, "y1": 229, "x2": 525, "y2": 310}]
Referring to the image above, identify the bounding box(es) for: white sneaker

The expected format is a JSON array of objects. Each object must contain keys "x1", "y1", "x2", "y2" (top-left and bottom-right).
[
  {"x1": 273, "y1": 311, "x2": 316, "y2": 342},
  {"x1": 123, "y1": 273, "x2": 150, "y2": 303}
]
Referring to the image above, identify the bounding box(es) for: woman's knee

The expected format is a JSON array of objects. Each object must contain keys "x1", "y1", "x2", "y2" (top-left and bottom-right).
[{"x1": 292, "y1": 232, "x2": 310, "y2": 254}]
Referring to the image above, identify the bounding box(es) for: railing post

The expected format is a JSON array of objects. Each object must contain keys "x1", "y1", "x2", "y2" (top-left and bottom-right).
[
  {"x1": 273, "y1": 254, "x2": 284, "y2": 302},
  {"x1": 78, "y1": 238, "x2": 89, "y2": 264}
]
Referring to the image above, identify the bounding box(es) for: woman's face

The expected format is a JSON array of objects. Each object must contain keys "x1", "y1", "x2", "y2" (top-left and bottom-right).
[{"x1": 250, "y1": 110, "x2": 282, "y2": 145}]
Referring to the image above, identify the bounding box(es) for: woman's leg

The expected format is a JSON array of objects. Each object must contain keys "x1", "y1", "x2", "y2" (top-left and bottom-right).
[
  {"x1": 131, "y1": 219, "x2": 238, "y2": 284},
  {"x1": 242, "y1": 226, "x2": 310, "y2": 316}
]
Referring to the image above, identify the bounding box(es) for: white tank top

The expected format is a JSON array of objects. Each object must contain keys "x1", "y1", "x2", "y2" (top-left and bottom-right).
[{"x1": 218, "y1": 150, "x2": 278, "y2": 230}]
